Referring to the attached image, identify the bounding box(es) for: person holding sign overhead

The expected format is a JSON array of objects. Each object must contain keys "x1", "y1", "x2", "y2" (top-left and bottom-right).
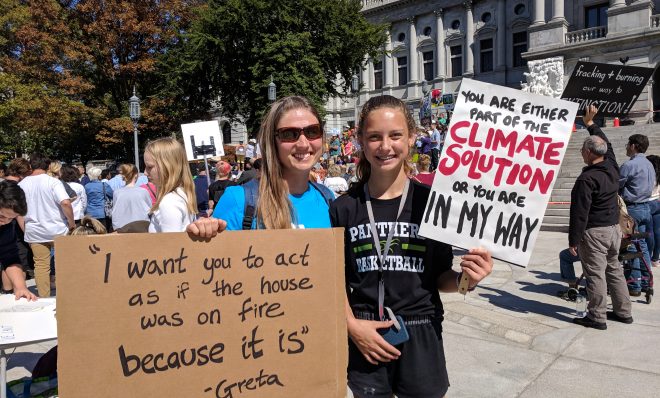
[
  {"x1": 143, "y1": 138, "x2": 197, "y2": 233},
  {"x1": 187, "y1": 96, "x2": 334, "y2": 235},
  {"x1": 329, "y1": 95, "x2": 493, "y2": 398},
  {"x1": 569, "y1": 105, "x2": 632, "y2": 330}
]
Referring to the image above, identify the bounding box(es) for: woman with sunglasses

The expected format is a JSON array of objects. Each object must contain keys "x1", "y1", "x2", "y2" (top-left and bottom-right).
[{"x1": 187, "y1": 96, "x2": 333, "y2": 235}]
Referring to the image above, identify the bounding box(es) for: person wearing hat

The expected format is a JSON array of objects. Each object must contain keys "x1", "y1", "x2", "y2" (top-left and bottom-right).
[
  {"x1": 208, "y1": 161, "x2": 237, "y2": 211},
  {"x1": 430, "y1": 120, "x2": 442, "y2": 171},
  {"x1": 246, "y1": 138, "x2": 257, "y2": 162}
]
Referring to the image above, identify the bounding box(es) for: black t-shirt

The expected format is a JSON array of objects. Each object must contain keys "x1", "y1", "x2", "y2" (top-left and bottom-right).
[
  {"x1": 0, "y1": 221, "x2": 20, "y2": 271},
  {"x1": 208, "y1": 179, "x2": 237, "y2": 208},
  {"x1": 330, "y1": 179, "x2": 453, "y2": 318}
]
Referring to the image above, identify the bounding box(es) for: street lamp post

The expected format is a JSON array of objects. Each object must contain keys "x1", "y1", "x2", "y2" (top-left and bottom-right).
[
  {"x1": 351, "y1": 74, "x2": 359, "y2": 127},
  {"x1": 129, "y1": 86, "x2": 141, "y2": 171},
  {"x1": 421, "y1": 80, "x2": 430, "y2": 125},
  {"x1": 268, "y1": 75, "x2": 277, "y2": 102}
]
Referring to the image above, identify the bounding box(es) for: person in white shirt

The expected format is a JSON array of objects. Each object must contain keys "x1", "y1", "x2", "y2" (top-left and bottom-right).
[
  {"x1": 60, "y1": 165, "x2": 87, "y2": 223},
  {"x1": 323, "y1": 164, "x2": 348, "y2": 196},
  {"x1": 112, "y1": 163, "x2": 152, "y2": 230},
  {"x1": 18, "y1": 154, "x2": 75, "y2": 297},
  {"x1": 143, "y1": 138, "x2": 197, "y2": 232}
]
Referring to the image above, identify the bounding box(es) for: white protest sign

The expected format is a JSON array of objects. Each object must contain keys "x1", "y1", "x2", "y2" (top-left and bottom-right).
[
  {"x1": 181, "y1": 120, "x2": 225, "y2": 161},
  {"x1": 419, "y1": 79, "x2": 578, "y2": 266}
]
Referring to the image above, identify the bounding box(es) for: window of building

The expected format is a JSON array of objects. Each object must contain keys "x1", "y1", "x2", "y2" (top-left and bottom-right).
[
  {"x1": 450, "y1": 45, "x2": 463, "y2": 77},
  {"x1": 398, "y1": 32, "x2": 406, "y2": 42},
  {"x1": 585, "y1": 3, "x2": 608, "y2": 28},
  {"x1": 451, "y1": 20, "x2": 461, "y2": 30},
  {"x1": 423, "y1": 26, "x2": 432, "y2": 36},
  {"x1": 514, "y1": 4, "x2": 526, "y2": 15},
  {"x1": 222, "y1": 123, "x2": 232, "y2": 145},
  {"x1": 423, "y1": 51, "x2": 434, "y2": 81},
  {"x1": 397, "y1": 56, "x2": 408, "y2": 86},
  {"x1": 481, "y1": 12, "x2": 492, "y2": 23},
  {"x1": 480, "y1": 38, "x2": 493, "y2": 73},
  {"x1": 512, "y1": 31, "x2": 527, "y2": 68},
  {"x1": 373, "y1": 60, "x2": 383, "y2": 90}
]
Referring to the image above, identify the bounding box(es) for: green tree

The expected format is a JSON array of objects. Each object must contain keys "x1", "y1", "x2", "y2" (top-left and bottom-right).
[
  {"x1": 159, "y1": 0, "x2": 387, "y2": 132},
  {"x1": 0, "y1": 0, "x2": 199, "y2": 162}
]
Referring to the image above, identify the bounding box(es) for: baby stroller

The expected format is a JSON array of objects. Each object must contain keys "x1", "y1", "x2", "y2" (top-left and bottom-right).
[{"x1": 620, "y1": 231, "x2": 654, "y2": 304}]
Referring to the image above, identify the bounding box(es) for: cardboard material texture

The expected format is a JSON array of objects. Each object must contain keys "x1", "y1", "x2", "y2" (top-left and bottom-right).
[{"x1": 55, "y1": 229, "x2": 347, "y2": 398}]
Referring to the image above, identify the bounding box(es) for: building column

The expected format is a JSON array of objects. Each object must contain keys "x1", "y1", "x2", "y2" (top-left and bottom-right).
[
  {"x1": 496, "y1": 0, "x2": 506, "y2": 71},
  {"x1": 532, "y1": 0, "x2": 545, "y2": 26},
  {"x1": 610, "y1": 0, "x2": 626, "y2": 7},
  {"x1": 384, "y1": 30, "x2": 394, "y2": 91},
  {"x1": 464, "y1": 0, "x2": 474, "y2": 77},
  {"x1": 551, "y1": 0, "x2": 566, "y2": 21},
  {"x1": 408, "y1": 17, "x2": 419, "y2": 85},
  {"x1": 434, "y1": 9, "x2": 446, "y2": 80},
  {"x1": 363, "y1": 57, "x2": 371, "y2": 94}
]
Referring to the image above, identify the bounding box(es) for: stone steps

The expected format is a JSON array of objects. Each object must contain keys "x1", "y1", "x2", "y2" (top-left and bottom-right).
[{"x1": 541, "y1": 124, "x2": 659, "y2": 231}]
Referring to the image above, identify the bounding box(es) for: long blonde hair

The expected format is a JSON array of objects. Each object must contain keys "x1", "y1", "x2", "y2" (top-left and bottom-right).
[
  {"x1": 257, "y1": 96, "x2": 324, "y2": 229},
  {"x1": 355, "y1": 95, "x2": 415, "y2": 188},
  {"x1": 144, "y1": 137, "x2": 197, "y2": 215},
  {"x1": 47, "y1": 161, "x2": 62, "y2": 178}
]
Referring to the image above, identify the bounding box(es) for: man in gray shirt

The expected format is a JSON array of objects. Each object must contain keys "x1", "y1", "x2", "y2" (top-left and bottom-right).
[{"x1": 620, "y1": 134, "x2": 656, "y2": 295}]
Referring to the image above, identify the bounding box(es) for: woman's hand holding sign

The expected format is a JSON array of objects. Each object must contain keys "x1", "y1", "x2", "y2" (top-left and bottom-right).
[
  {"x1": 438, "y1": 247, "x2": 493, "y2": 293},
  {"x1": 459, "y1": 247, "x2": 493, "y2": 290},
  {"x1": 186, "y1": 217, "x2": 227, "y2": 238}
]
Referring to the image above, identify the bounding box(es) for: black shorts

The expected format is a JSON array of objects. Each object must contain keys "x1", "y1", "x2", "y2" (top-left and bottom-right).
[{"x1": 348, "y1": 318, "x2": 449, "y2": 398}]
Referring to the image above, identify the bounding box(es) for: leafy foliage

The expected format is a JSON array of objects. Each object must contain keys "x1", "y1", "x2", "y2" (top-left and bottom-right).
[
  {"x1": 159, "y1": 0, "x2": 387, "y2": 132},
  {"x1": 0, "y1": 0, "x2": 386, "y2": 161},
  {"x1": 0, "y1": 0, "x2": 199, "y2": 162}
]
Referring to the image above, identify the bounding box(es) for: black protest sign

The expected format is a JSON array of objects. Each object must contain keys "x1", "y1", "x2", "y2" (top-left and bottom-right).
[{"x1": 561, "y1": 61, "x2": 654, "y2": 117}]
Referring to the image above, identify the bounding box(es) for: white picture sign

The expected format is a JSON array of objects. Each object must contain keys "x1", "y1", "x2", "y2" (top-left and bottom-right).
[
  {"x1": 181, "y1": 120, "x2": 225, "y2": 161},
  {"x1": 419, "y1": 79, "x2": 578, "y2": 266}
]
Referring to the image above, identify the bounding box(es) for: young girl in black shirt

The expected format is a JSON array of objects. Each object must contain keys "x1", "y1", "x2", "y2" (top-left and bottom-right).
[{"x1": 330, "y1": 95, "x2": 493, "y2": 398}]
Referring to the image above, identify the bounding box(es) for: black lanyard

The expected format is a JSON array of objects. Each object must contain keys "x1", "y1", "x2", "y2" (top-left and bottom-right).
[{"x1": 364, "y1": 178, "x2": 410, "y2": 321}]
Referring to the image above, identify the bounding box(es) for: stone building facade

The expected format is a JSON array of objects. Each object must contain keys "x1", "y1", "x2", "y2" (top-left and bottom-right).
[{"x1": 324, "y1": 0, "x2": 660, "y2": 133}]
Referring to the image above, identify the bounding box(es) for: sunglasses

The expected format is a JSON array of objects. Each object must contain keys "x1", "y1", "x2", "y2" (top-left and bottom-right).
[{"x1": 275, "y1": 124, "x2": 323, "y2": 143}]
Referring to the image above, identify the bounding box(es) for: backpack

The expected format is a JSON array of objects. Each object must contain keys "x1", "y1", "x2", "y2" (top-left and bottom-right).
[
  {"x1": 241, "y1": 179, "x2": 335, "y2": 230},
  {"x1": 618, "y1": 195, "x2": 635, "y2": 236}
]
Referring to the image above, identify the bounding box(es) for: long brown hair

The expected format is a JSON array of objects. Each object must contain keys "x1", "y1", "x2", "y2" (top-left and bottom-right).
[
  {"x1": 144, "y1": 137, "x2": 197, "y2": 215},
  {"x1": 119, "y1": 163, "x2": 138, "y2": 183},
  {"x1": 355, "y1": 95, "x2": 415, "y2": 187},
  {"x1": 257, "y1": 96, "x2": 324, "y2": 229}
]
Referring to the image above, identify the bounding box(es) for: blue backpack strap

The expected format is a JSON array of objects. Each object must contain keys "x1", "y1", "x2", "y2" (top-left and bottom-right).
[
  {"x1": 242, "y1": 179, "x2": 259, "y2": 230},
  {"x1": 310, "y1": 182, "x2": 335, "y2": 206}
]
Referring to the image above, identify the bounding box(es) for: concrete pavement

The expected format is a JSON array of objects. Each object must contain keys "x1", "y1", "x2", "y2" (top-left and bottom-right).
[
  {"x1": 443, "y1": 230, "x2": 660, "y2": 398},
  {"x1": 5, "y1": 230, "x2": 660, "y2": 397}
]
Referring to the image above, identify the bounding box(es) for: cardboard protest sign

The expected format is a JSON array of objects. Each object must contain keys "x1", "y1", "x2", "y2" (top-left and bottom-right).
[
  {"x1": 55, "y1": 229, "x2": 347, "y2": 398},
  {"x1": 419, "y1": 79, "x2": 578, "y2": 266},
  {"x1": 561, "y1": 61, "x2": 654, "y2": 117},
  {"x1": 181, "y1": 120, "x2": 225, "y2": 161}
]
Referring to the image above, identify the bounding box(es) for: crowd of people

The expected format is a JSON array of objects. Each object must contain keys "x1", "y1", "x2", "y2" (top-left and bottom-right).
[{"x1": 0, "y1": 92, "x2": 658, "y2": 396}]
